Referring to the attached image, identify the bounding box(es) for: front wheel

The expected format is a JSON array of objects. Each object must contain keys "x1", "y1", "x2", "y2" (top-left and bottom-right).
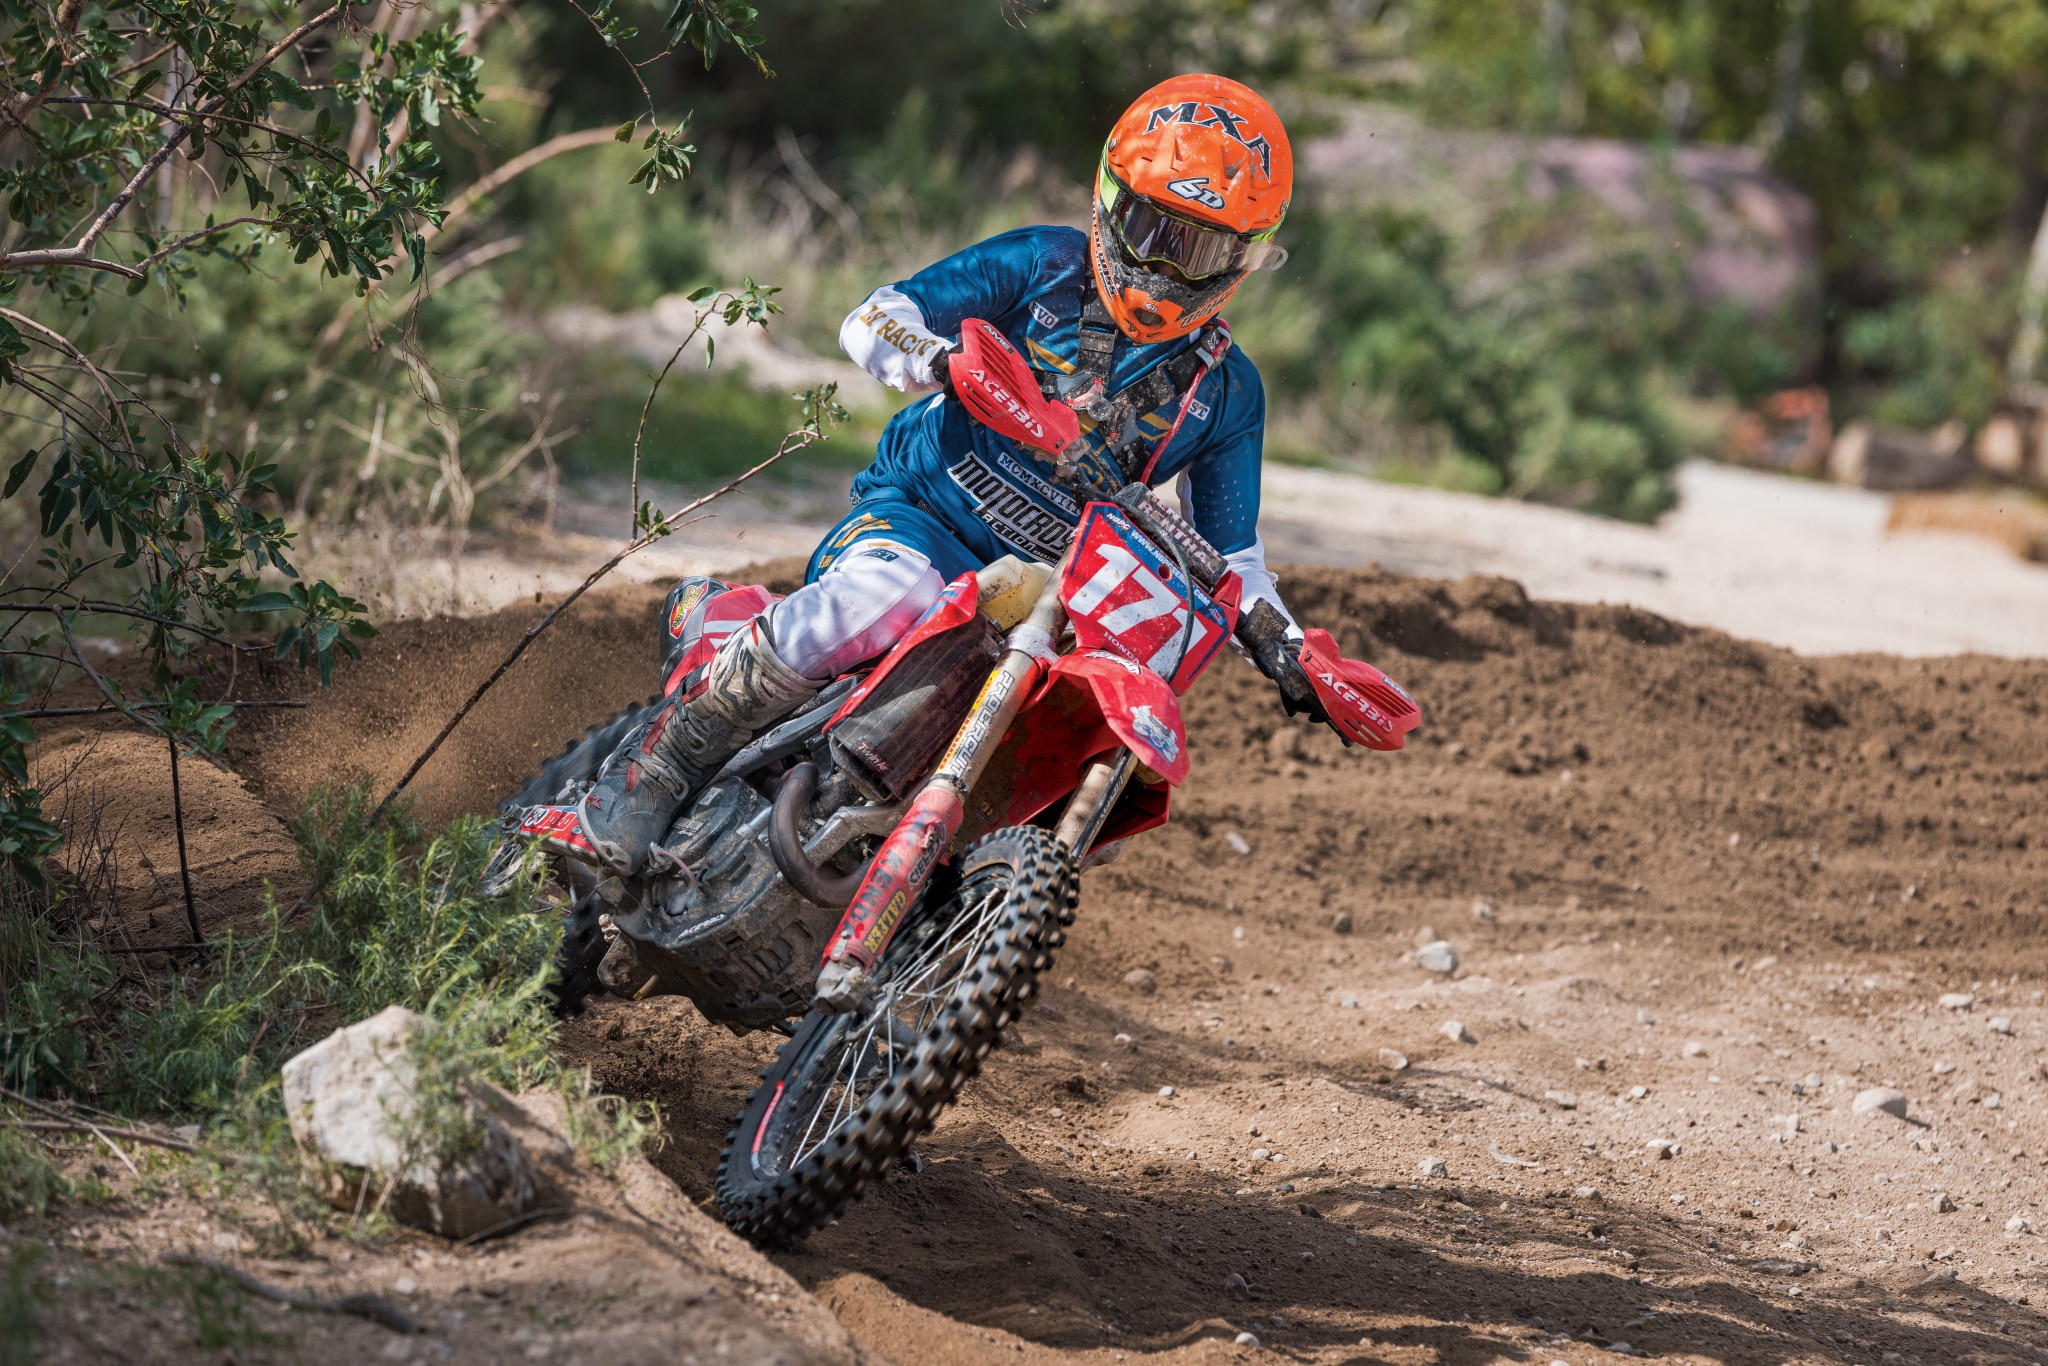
[{"x1": 716, "y1": 826, "x2": 1077, "y2": 1246}]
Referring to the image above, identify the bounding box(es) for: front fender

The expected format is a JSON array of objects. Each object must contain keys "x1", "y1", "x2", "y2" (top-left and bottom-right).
[{"x1": 1044, "y1": 649, "x2": 1190, "y2": 786}]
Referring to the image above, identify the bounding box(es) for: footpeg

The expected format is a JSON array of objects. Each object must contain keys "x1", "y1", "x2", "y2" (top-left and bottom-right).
[{"x1": 813, "y1": 959, "x2": 873, "y2": 1014}]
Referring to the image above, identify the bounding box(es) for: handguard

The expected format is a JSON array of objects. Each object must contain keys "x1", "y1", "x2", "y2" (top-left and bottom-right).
[
  {"x1": 1295, "y1": 628, "x2": 1421, "y2": 751},
  {"x1": 952, "y1": 318, "x2": 1079, "y2": 456}
]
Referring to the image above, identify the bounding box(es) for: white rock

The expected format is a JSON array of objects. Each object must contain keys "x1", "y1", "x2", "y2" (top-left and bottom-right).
[
  {"x1": 1991, "y1": 1017, "x2": 2014, "y2": 1035},
  {"x1": 1252, "y1": 1148, "x2": 1272, "y2": 1161},
  {"x1": 1932, "y1": 1192, "x2": 1957, "y2": 1213},
  {"x1": 1682, "y1": 1041, "x2": 1707, "y2": 1058},
  {"x1": 1419, "y1": 1155, "x2": 1448, "y2": 1178},
  {"x1": 1122, "y1": 968, "x2": 1158, "y2": 995},
  {"x1": 1628, "y1": 1085, "x2": 1649, "y2": 1100},
  {"x1": 1939, "y1": 992, "x2": 1975, "y2": 1010},
  {"x1": 1223, "y1": 831, "x2": 1251, "y2": 855},
  {"x1": 1158, "y1": 1086, "x2": 1175, "y2": 1098},
  {"x1": 1852, "y1": 1087, "x2": 1909, "y2": 1119},
  {"x1": 1442, "y1": 1020, "x2": 1475, "y2": 1044},
  {"x1": 1609, "y1": 1343, "x2": 1633, "y2": 1356},
  {"x1": 1984, "y1": 1092, "x2": 2004, "y2": 1110},
  {"x1": 1645, "y1": 1139, "x2": 1677, "y2": 1160},
  {"x1": 1575, "y1": 1186, "x2": 1602, "y2": 1200},
  {"x1": 1544, "y1": 1090, "x2": 1579, "y2": 1110},
  {"x1": 2007, "y1": 1214, "x2": 2037, "y2": 1235},
  {"x1": 1339, "y1": 996, "x2": 1359, "y2": 1009},
  {"x1": 1471, "y1": 899, "x2": 1494, "y2": 921},
  {"x1": 280, "y1": 1006, "x2": 566, "y2": 1240},
  {"x1": 1932, "y1": 1060, "x2": 1956, "y2": 1075},
  {"x1": 1415, "y1": 940, "x2": 1459, "y2": 975},
  {"x1": 1223, "y1": 1272, "x2": 1248, "y2": 1292},
  {"x1": 1234, "y1": 1332, "x2": 1260, "y2": 1347},
  {"x1": 1247, "y1": 1123, "x2": 1261, "y2": 1136},
  {"x1": 1378, "y1": 1048, "x2": 1410, "y2": 1072}
]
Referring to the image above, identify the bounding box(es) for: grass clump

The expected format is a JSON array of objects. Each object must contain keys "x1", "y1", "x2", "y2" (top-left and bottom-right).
[
  {"x1": 0, "y1": 1128, "x2": 69, "y2": 1221},
  {"x1": 0, "y1": 776, "x2": 660, "y2": 1236}
]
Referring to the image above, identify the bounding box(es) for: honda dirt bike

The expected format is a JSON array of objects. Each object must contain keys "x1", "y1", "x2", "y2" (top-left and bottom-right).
[{"x1": 486, "y1": 328, "x2": 1421, "y2": 1247}]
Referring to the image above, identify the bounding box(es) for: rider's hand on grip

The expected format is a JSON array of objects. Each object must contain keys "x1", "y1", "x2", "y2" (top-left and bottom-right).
[
  {"x1": 931, "y1": 345, "x2": 959, "y2": 399},
  {"x1": 1237, "y1": 599, "x2": 1329, "y2": 727}
]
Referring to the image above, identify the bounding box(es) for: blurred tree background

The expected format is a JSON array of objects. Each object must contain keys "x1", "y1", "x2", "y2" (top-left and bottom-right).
[{"x1": 10, "y1": 0, "x2": 2048, "y2": 545}]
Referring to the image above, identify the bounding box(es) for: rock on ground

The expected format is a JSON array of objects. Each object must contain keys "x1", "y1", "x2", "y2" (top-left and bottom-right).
[{"x1": 281, "y1": 1005, "x2": 564, "y2": 1240}]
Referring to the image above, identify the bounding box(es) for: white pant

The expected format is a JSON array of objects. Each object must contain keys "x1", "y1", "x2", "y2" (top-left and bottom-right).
[{"x1": 767, "y1": 541, "x2": 946, "y2": 681}]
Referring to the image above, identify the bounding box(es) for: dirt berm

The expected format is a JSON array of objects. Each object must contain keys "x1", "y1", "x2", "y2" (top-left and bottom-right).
[{"x1": 34, "y1": 563, "x2": 2048, "y2": 1365}]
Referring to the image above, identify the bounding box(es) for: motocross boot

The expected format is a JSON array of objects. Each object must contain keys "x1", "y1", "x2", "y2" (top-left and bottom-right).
[{"x1": 575, "y1": 619, "x2": 819, "y2": 875}]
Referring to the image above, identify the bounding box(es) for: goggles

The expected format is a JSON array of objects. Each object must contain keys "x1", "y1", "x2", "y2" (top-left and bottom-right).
[{"x1": 1099, "y1": 167, "x2": 1287, "y2": 281}]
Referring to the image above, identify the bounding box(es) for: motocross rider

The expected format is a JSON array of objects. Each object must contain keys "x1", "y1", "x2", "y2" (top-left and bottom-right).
[{"x1": 571, "y1": 72, "x2": 1310, "y2": 877}]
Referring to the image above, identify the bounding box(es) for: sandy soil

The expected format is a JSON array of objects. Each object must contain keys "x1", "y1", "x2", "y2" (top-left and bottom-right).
[{"x1": 23, "y1": 561, "x2": 2048, "y2": 1365}]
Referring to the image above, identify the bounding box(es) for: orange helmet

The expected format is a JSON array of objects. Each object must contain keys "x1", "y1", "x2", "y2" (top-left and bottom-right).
[{"x1": 1091, "y1": 73, "x2": 1293, "y2": 344}]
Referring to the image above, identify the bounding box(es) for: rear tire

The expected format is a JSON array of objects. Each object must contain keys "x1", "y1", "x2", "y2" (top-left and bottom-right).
[
  {"x1": 499, "y1": 696, "x2": 665, "y2": 821},
  {"x1": 485, "y1": 698, "x2": 662, "y2": 1013},
  {"x1": 715, "y1": 826, "x2": 1078, "y2": 1246}
]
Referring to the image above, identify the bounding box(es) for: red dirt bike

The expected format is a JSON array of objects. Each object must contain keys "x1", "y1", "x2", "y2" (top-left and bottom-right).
[{"x1": 488, "y1": 335, "x2": 1419, "y2": 1247}]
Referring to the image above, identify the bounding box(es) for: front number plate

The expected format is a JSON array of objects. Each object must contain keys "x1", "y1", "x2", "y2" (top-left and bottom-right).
[{"x1": 1061, "y1": 503, "x2": 1234, "y2": 694}]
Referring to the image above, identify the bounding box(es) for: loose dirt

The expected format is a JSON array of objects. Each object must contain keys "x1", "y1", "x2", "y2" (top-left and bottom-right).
[{"x1": 26, "y1": 562, "x2": 2048, "y2": 1365}]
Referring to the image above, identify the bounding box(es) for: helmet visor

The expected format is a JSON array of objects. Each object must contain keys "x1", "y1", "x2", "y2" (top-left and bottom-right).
[{"x1": 1101, "y1": 169, "x2": 1286, "y2": 280}]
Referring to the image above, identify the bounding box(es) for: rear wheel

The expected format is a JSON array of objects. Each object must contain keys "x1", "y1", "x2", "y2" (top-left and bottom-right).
[
  {"x1": 716, "y1": 826, "x2": 1077, "y2": 1246},
  {"x1": 498, "y1": 697, "x2": 665, "y2": 822},
  {"x1": 483, "y1": 698, "x2": 663, "y2": 1010}
]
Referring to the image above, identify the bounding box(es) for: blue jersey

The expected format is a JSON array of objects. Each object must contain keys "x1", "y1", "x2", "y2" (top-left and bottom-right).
[{"x1": 842, "y1": 225, "x2": 1267, "y2": 567}]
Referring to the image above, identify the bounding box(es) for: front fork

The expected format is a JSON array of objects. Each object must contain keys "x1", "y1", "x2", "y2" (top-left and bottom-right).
[
  {"x1": 815, "y1": 567, "x2": 1063, "y2": 1009},
  {"x1": 813, "y1": 567, "x2": 1133, "y2": 1010}
]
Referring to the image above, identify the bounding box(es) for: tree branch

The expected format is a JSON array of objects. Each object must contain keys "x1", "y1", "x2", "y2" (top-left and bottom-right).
[
  {"x1": 0, "y1": 306, "x2": 138, "y2": 450},
  {"x1": 0, "y1": 248, "x2": 144, "y2": 279},
  {"x1": 426, "y1": 126, "x2": 620, "y2": 246},
  {"x1": 70, "y1": 3, "x2": 345, "y2": 257},
  {"x1": 131, "y1": 216, "x2": 290, "y2": 273},
  {"x1": 316, "y1": 126, "x2": 618, "y2": 357}
]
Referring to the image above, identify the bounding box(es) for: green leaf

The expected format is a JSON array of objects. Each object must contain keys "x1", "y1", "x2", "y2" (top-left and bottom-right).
[
  {"x1": 616, "y1": 121, "x2": 637, "y2": 142},
  {"x1": 245, "y1": 592, "x2": 294, "y2": 612},
  {"x1": 3, "y1": 448, "x2": 38, "y2": 499}
]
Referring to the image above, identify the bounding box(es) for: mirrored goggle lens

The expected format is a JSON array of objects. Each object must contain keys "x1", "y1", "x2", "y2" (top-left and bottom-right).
[
  {"x1": 1107, "y1": 187, "x2": 1287, "y2": 278},
  {"x1": 1109, "y1": 190, "x2": 1248, "y2": 279}
]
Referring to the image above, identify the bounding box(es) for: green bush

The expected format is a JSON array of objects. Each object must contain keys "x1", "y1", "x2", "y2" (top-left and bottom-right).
[{"x1": 1233, "y1": 204, "x2": 1689, "y2": 520}]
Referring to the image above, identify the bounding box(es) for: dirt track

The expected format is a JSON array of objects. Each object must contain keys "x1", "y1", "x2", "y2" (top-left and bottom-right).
[{"x1": 34, "y1": 561, "x2": 2048, "y2": 1365}]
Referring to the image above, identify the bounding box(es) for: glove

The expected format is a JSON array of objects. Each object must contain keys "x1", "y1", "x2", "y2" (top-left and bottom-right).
[
  {"x1": 930, "y1": 344, "x2": 960, "y2": 400},
  {"x1": 1236, "y1": 598, "x2": 1329, "y2": 726},
  {"x1": 1269, "y1": 638, "x2": 1331, "y2": 726}
]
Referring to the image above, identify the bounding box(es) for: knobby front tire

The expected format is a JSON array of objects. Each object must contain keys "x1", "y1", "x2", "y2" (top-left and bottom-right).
[{"x1": 715, "y1": 825, "x2": 1078, "y2": 1246}]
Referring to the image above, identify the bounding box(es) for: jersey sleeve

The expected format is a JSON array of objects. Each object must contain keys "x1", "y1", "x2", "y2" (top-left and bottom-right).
[
  {"x1": 838, "y1": 228, "x2": 1051, "y2": 392},
  {"x1": 840, "y1": 285, "x2": 951, "y2": 392}
]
